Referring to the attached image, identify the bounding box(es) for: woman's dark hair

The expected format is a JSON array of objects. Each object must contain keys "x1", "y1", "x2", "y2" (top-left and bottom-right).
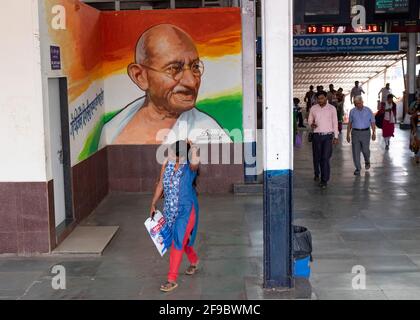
[
  {"x1": 170, "y1": 140, "x2": 199, "y2": 189},
  {"x1": 171, "y1": 140, "x2": 190, "y2": 159},
  {"x1": 293, "y1": 98, "x2": 300, "y2": 104},
  {"x1": 387, "y1": 94, "x2": 394, "y2": 100}
]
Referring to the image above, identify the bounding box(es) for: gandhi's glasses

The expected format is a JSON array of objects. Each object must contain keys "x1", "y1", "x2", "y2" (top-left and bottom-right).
[{"x1": 140, "y1": 60, "x2": 205, "y2": 81}]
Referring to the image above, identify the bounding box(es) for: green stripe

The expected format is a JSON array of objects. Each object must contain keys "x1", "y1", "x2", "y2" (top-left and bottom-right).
[
  {"x1": 77, "y1": 109, "x2": 121, "y2": 162},
  {"x1": 196, "y1": 92, "x2": 243, "y2": 142}
]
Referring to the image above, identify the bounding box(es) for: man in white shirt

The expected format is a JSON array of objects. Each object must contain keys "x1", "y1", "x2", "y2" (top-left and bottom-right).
[
  {"x1": 378, "y1": 83, "x2": 392, "y2": 105},
  {"x1": 100, "y1": 24, "x2": 231, "y2": 146},
  {"x1": 350, "y1": 81, "x2": 366, "y2": 104}
]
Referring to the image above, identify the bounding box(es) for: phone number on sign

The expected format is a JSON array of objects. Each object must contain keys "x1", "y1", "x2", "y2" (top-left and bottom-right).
[{"x1": 294, "y1": 36, "x2": 391, "y2": 48}]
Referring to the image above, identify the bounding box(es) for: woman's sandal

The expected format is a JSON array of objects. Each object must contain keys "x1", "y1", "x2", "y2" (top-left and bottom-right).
[
  {"x1": 160, "y1": 281, "x2": 178, "y2": 292},
  {"x1": 185, "y1": 264, "x2": 198, "y2": 275}
]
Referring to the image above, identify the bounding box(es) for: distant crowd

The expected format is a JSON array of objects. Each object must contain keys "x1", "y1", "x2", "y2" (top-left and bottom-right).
[{"x1": 292, "y1": 81, "x2": 420, "y2": 189}]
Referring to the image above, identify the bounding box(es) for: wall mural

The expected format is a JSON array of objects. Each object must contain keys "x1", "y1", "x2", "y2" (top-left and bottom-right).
[{"x1": 45, "y1": 0, "x2": 243, "y2": 166}]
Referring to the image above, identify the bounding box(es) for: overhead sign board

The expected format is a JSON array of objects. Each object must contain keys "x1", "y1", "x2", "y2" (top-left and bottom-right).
[
  {"x1": 294, "y1": 0, "x2": 351, "y2": 25},
  {"x1": 293, "y1": 33, "x2": 400, "y2": 54},
  {"x1": 366, "y1": 0, "x2": 419, "y2": 22},
  {"x1": 390, "y1": 20, "x2": 420, "y2": 32},
  {"x1": 375, "y1": 0, "x2": 410, "y2": 14}
]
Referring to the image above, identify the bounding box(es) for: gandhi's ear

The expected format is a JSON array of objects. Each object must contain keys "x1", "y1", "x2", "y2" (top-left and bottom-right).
[{"x1": 128, "y1": 63, "x2": 149, "y2": 91}]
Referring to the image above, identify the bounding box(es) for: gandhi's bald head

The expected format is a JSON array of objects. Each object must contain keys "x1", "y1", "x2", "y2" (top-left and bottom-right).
[
  {"x1": 135, "y1": 24, "x2": 197, "y2": 65},
  {"x1": 128, "y1": 24, "x2": 202, "y2": 115}
]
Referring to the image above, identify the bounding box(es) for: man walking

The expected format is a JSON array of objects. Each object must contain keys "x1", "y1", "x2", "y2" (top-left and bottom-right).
[
  {"x1": 350, "y1": 81, "x2": 365, "y2": 104},
  {"x1": 327, "y1": 84, "x2": 338, "y2": 107},
  {"x1": 304, "y1": 85, "x2": 316, "y2": 114},
  {"x1": 294, "y1": 98, "x2": 305, "y2": 128},
  {"x1": 347, "y1": 96, "x2": 376, "y2": 176},
  {"x1": 378, "y1": 83, "x2": 392, "y2": 106},
  {"x1": 336, "y1": 88, "x2": 345, "y2": 134},
  {"x1": 308, "y1": 91, "x2": 339, "y2": 189}
]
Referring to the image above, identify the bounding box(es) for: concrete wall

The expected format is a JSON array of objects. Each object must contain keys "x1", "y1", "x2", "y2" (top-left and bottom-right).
[
  {"x1": 0, "y1": 0, "x2": 46, "y2": 182},
  {"x1": 0, "y1": 0, "x2": 52, "y2": 254}
]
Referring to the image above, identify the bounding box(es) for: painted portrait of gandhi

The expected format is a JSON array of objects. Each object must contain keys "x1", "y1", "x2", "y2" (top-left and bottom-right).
[{"x1": 108, "y1": 24, "x2": 231, "y2": 145}]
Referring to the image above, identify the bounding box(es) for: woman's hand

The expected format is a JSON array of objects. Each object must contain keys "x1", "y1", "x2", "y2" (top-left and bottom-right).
[
  {"x1": 150, "y1": 162, "x2": 166, "y2": 220},
  {"x1": 150, "y1": 204, "x2": 156, "y2": 220}
]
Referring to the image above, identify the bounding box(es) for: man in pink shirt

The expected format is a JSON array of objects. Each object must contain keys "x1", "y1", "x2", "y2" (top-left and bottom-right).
[{"x1": 308, "y1": 91, "x2": 339, "y2": 189}]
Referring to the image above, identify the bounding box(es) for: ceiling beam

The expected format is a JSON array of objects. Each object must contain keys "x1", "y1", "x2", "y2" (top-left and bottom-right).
[
  {"x1": 294, "y1": 64, "x2": 385, "y2": 68},
  {"x1": 294, "y1": 71, "x2": 382, "y2": 75},
  {"x1": 294, "y1": 58, "x2": 403, "y2": 64}
]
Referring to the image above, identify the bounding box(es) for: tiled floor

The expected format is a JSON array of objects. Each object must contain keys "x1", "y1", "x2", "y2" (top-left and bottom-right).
[
  {"x1": 0, "y1": 195, "x2": 273, "y2": 300},
  {"x1": 0, "y1": 127, "x2": 419, "y2": 300},
  {"x1": 294, "y1": 127, "x2": 420, "y2": 300}
]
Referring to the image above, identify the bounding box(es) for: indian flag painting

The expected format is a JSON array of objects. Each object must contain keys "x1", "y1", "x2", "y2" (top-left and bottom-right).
[{"x1": 195, "y1": 53, "x2": 243, "y2": 137}]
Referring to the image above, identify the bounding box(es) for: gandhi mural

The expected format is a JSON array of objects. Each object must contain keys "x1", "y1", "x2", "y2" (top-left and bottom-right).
[{"x1": 101, "y1": 24, "x2": 231, "y2": 145}]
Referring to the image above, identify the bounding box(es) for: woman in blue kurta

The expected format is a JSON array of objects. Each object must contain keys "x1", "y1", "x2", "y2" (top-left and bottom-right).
[{"x1": 150, "y1": 140, "x2": 200, "y2": 292}]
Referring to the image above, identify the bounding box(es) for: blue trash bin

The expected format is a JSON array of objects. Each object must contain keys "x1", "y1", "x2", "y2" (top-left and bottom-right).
[
  {"x1": 293, "y1": 225, "x2": 313, "y2": 279},
  {"x1": 294, "y1": 255, "x2": 311, "y2": 278}
]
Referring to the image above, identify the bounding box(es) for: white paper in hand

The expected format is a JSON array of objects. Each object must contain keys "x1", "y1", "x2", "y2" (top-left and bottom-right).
[{"x1": 144, "y1": 210, "x2": 171, "y2": 256}]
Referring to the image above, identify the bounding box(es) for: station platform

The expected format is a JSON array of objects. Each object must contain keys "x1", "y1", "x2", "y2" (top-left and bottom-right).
[{"x1": 1, "y1": 127, "x2": 419, "y2": 300}]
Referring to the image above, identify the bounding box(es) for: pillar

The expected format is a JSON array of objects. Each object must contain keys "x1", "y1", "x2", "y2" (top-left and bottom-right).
[
  {"x1": 242, "y1": 0, "x2": 258, "y2": 183},
  {"x1": 261, "y1": 0, "x2": 294, "y2": 289},
  {"x1": 407, "y1": 32, "x2": 417, "y2": 106}
]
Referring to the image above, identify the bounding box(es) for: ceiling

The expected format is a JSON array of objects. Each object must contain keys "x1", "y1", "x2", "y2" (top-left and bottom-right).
[{"x1": 293, "y1": 53, "x2": 406, "y2": 99}]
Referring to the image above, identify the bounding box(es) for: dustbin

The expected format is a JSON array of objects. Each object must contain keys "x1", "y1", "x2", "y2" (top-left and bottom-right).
[{"x1": 293, "y1": 225, "x2": 313, "y2": 278}]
